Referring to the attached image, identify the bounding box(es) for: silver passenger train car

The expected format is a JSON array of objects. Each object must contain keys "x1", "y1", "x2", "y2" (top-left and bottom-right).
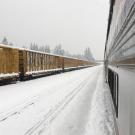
[{"x1": 104, "y1": 0, "x2": 135, "y2": 135}]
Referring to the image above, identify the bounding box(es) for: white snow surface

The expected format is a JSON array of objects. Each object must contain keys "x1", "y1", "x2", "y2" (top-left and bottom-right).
[
  {"x1": 0, "y1": 65, "x2": 116, "y2": 135},
  {"x1": 85, "y1": 68, "x2": 117, "y2": 135}
]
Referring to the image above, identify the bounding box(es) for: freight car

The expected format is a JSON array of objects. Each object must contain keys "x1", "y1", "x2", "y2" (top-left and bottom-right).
[
  {"x1": 0, "y1": 44, "x2": 19, "y2": 84},
  {"x1": 0, "y1": 44, "x2": 94, "y2": 84},
  {"x1": 104, "y1": 0, "x2": 135, "y2": 135}
]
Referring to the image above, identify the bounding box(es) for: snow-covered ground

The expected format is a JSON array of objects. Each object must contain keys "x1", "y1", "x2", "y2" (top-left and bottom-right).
[{"x1": 0, "y1": 66, "x2": 116, "y2": 135}]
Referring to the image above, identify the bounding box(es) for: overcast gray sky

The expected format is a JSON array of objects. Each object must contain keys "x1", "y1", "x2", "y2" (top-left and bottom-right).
[{"x1": 0, "y1": 0, "x2": 109, "y2": 60}]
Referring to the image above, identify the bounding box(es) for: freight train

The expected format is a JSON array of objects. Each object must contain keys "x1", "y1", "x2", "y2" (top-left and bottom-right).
[
  {"x1": 104, "y1": 0, "x2": 135, "y2": 135},
  {"x1": 0, "y1": 44, "x2": 94, "y2": 85}
]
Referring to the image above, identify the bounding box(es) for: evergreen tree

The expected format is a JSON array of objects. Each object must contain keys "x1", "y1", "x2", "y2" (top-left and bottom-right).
[
  {"x1": 22, "y1": 45, "x2": 27, "y2": 49},
  {"x1": 53, "y1": 44, "x2": 65, "y2": 55},
  {"x1": 2, "y1": 37, "x2": 8, "y2": 45},
  {"x1": 9, "y1": 42, "x2": 13, "y2": 46},
  {"x1": 39, "y1": 46, "x2": 45, "y2": 52},
  {"x1": 30, "y1": 43, "x2": 39, "y2": 51},
  {"x1": 84, "y1": 47, "x2": 94, "y2": 61},
  {"x1": 44, "y1": 45, "x2": 50, "y2": 53}
]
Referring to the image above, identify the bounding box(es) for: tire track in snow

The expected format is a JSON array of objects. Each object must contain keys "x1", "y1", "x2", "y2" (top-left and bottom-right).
[
  {"x1": 0, "y1": 96, "x2": 39, "y2": 122},
  {"x1": 0, "y1": 70, "x2": 83, "y2": 123},
  {"x1": 24, "y1": 70, "x2": 98, "y2": 135},
  {"x1": 0, "y1": 67, "x2": 96, "y2": 124}
]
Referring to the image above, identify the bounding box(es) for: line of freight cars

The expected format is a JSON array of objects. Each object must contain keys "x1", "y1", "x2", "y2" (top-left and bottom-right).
[{"x1": 0, "y1": 44, "x2": 94, "y2": 84}]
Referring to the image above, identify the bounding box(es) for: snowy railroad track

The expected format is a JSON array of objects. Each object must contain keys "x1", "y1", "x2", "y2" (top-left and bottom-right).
[{"x1": 24, "y1": 72, "x2": 95, "y2": 135}]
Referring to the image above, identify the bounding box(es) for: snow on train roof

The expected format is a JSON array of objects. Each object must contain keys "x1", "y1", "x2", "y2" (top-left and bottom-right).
[{"x1": 0, "y1": 44, "x2": 91, "y2": 62}]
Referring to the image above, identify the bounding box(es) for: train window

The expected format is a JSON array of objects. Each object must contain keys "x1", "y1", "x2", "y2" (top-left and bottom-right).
[{"x1": 108, "y1": 68, "x2": 119, "y2": 117}]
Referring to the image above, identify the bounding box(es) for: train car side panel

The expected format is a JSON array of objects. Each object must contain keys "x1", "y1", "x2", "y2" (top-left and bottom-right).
[{"x1": 105, "y1": 0, "x2": 135, "y2": 135}]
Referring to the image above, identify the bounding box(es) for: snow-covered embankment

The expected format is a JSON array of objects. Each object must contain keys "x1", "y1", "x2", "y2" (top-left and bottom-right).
[{"x1": 85, "y1": 69, "x2": 117, "y2": 135}]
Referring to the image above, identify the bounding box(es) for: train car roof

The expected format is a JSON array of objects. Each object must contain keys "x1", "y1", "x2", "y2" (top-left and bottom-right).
[{"x1": 0, "y1": 44, "x2": 92, "y2": 62}]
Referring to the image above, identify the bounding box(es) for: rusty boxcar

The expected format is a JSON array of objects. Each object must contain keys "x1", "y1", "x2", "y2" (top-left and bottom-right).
[{"x1": 0, "y1": 44, "x2": 94, "y2": 83}]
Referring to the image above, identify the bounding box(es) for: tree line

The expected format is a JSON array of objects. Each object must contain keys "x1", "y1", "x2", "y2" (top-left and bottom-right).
[{"x1": 1, "y1": 37, "x2": 94, "y2": 61}]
